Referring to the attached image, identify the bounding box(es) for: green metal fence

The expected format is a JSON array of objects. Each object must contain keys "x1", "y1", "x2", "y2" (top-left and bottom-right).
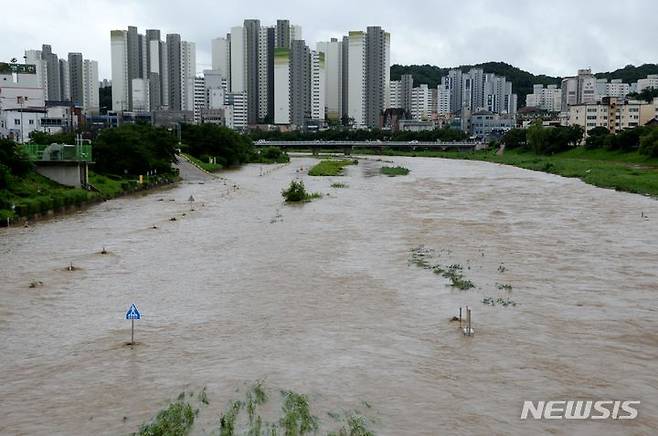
[{"x1": 22, "y1": 144, "x2": 92, "y2": 162}]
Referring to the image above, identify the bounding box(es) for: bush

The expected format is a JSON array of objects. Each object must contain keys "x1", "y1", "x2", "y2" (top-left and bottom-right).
[
  {"x1": 251, "y1": 146, "x2": 290, "y2": 163},
  {"x1": 0, "y1": 139, "x2": 32, "y2": 176},
  {"x1": 281, "y1": 180, "x2": 320, "y2": 202},
  {"x1": 639, "y1": 128, "x2": 658, "y2": 157}
]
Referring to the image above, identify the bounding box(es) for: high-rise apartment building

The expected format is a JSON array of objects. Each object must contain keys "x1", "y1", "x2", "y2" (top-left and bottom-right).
[
  {"x1": 364, "y1": 27, "x2": 390, "y2": 128},
  {"x1": 112, "y1": 26, "x2": 195, "y2": 113},
  {"x1": 317, "y1": 38, "x2": 343, "y2": 120},
  {"x1": 68, "y1": 53, "x2": 84, "y2": 106},
  {"x1": 82, "y1": 60, "x2": 99, "y2": 113},
  {"x1": 347, "y1": 31, "x2": 366, "y2": 128},
  {"x1": 41, "y1": 44, "x2": 61, "y2": 101},
  {"x1": 59, "y1": 59, "x2": 70, "y2": 101},
  {"x1": 526, "y1": 84, "x2": 562, "y2": 112},
  {"x1": 244, "y1": 19, "x2": 261, "y2": 124},
  {"x1": 311, "y1": 50, "x2": 326, "y2": 121}
]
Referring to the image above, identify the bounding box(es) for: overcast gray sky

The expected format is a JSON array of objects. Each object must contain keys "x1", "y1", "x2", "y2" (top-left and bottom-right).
[{"x1": 3, "y1": 0, "x2": 656, "y2": 80}]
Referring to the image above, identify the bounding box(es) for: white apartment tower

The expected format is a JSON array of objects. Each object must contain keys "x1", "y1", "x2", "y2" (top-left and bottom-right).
[
  {"x1": 347, "y1": 31, "x2": 366, "y2": 128},
  {"x1": 110, "y1": 30, "x2": 129, "y2": 111},
  {"x1": 82, "y1": 60, "x2": 99, "y2": 113},
  {"x1": 317, "y1": 38, "x2": 343, "y2": 120},
  {"x1": 311, "y1": 50, "x2": 326, "y2": 121},
  {"x1": 180, "y1": 41, "x2": 196, "y2": 111}
]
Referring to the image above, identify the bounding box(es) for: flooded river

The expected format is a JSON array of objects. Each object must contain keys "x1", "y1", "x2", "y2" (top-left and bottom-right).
[{"x1": 1, "y1": 156, "x2": 657, "y2": 435}]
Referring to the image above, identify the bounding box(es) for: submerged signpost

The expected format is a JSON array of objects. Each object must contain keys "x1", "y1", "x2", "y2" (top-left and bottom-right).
[{"x1": 125, "y1": 304, "x2": 141, "y2": 345}]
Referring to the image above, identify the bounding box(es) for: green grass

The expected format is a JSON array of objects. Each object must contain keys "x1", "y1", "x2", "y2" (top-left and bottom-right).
[
  {"x1": 308, "y1": 159, "x2": 357, "y2": 176},
  {"x1": 359, "y1": 147, "x2": 658, "y2": 197},
  {"x1": 183, "y1": 153, "x2": 223, "y2": 172},
  {"x1": 1, "y1": 169, "x2": 176, "y2": 223},
  {"x1": 380, "y1": 166, "x2": 410, "y2": 176},
  {"x1": 138, "y1": 400, "x2": 196, "y2": 436},
  {"x1": 331, "y1": 182, "x2": 348, "y2": 188}
]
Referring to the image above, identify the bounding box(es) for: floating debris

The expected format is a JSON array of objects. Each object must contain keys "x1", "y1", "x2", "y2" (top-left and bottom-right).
[
  {"x1": 152, "y1": 225, "x2": 159, "y2": 229},
  {"x1": 29, "y1": 280, "x2": 44, "y2": 288},
  {"x1": 100, "y1": 247, "x2": 108, "y2": 255},
  {"x1": 497, "y1": 264, "x2": 506, "y2": 273},
  {"x1": 188, "y1": 195, "x2": 195, "y2": 202},
  {"x1": 170, "y1": 217, "x2": 177, "y2": 221}
]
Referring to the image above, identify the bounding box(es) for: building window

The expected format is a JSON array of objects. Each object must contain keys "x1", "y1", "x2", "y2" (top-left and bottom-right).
[
  {"x1": 29, "y1": 119, "x2": 35, "y2": 125},
  {"x1": 14, "y1": 119, "x2": 20, "y2": 125}
]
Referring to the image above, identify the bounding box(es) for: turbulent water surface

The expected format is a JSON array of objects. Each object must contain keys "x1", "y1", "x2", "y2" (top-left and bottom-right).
[{"x1": 1, "y1": 156, "x2": 657, "y2": 435}]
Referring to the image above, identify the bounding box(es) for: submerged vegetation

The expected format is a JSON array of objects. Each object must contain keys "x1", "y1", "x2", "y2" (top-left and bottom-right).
[
  {"x1": 251, "y1": 146, "x2": 290, "y2": 164},
  {"x1": 409, "y1": 246, "x2": 475, "y2": 290},
  {"x1": 330, "y1": 182, "x2": 348, "y2": 188},
  {"x1": 482, "y1": 296, "x2": 517, "y2": 307},
  {"x1": 138, "y1": 399, "x2": 196, "y2": 436},
  {"x1": 281, "y1": 180, "x2": 322, "y2": 202},
  {"x1": 308, "y1": 159, "x2": 357, "y2": 176},
  {"x1": 214, "y1": 381, "x2": 375, "y2": 436},
  {"x1": 380, "y1": 166, "x2": 410, "y2": 177}
]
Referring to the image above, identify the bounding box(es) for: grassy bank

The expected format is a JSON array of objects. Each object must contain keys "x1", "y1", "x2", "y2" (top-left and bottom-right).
[
  {"x1": 182, "y1": 153, "x2": 223, "y2": 172},
  {"x1": 0, "y1": 170, "x2": 177, "y2": 224},
  {"x1": 358, "y1": 147, "x2": 658, "y2": 197},
  {"x1": 308, "y1": 159, "x2": 358, "y2": 176}
]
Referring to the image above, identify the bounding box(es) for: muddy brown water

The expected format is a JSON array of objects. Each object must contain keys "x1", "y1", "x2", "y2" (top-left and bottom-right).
[{"x1": 1, "y1": 156, "x2": 657, "y2": 435}]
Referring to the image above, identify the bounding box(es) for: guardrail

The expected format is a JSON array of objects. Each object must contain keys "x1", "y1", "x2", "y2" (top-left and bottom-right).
[
  {"x1": 254, "y1": 140, "x2": 482, "y2": 149},
  {"x1": 22, "y1": 143, "x2": 92, "y2": 162}
]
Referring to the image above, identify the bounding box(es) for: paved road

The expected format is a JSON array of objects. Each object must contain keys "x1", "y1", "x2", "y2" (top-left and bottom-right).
[{"x1": 173, "y1": 155, "x2": 215, "y2": 181}]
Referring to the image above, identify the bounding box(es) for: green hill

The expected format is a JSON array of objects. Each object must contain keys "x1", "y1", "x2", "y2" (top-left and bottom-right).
[{"x1": 390, "y1": 62, "x2": 658, "y2": 107}]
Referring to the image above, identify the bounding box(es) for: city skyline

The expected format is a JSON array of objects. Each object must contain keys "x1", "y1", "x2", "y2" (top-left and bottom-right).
[{"x1": 3, "y1": 0, "x2": 658, "y2": 80}]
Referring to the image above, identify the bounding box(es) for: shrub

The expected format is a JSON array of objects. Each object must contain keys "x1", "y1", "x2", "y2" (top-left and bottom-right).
[{"x1": 281, "y1": 180, "x2": 321, "y2": 202}]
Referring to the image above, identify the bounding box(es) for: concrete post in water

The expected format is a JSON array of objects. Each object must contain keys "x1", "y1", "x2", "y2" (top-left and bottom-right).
[{"x1": 463, "y1": 306, "x2": 474, "y2": 337}]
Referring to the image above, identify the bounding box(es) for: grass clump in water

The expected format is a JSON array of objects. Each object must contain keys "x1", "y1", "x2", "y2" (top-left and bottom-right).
[
  {"x1": 329, "y1": 414, "x2": 375, "y2": 436},
  {"x1": 331, "y1": 182, "x2": 348, "y2": 188},
  {"x1": 280, "y1": 391, "x2": 319, "y2": 435},
  {"x1": 219, "y1": 400, "x2": 243, "y2": 436},
  {"x1": 380, "y1": 166, "x2": 410, "y2": 176},
  {"x1": 138, "y1": 401, "x2": 195, "y2": 436},
  {"x1": 282, "y1": 180, "x2": 322, "y2": 202},
  {"x1": 483, "y1": 296, "x2": 517, "y2": 307},
  {"x1": 496, "y1": 282, "x2": 512, "y2": 291},
  {"x1": 308, "y1": 159, "x2": 356, "y2": 176}
]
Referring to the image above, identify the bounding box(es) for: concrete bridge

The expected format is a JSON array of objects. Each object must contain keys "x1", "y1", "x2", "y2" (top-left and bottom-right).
[{"x1": 254, "y1": 140, "x2": 484, "y2": 154}]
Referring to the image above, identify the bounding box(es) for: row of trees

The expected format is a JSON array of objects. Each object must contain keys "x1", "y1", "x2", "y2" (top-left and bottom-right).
[
  {"x1": 24, "y1": 123, "x2": 256, "y2": 176},
  {"x1": 249, "y1": 127, "x2": 468, "y2": 142},
  {"x1": 585, "y1": 125, "x2": 658, "y2": 156},
  {"x1": 181, "y1": 124, "x2": 253, "y2": 167},
  {"x1": 502, "y1": 123, "x2": 658, "y2": 157},
  {"x1": 502, "y1": 124, "x2": 584, "y2": 154}
]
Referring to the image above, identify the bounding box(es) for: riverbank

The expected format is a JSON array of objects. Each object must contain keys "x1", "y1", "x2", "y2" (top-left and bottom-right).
[
  {"x1": 356, "y1": 147, "x2": 658, "y2": 197},
  {"x1": 0, "y1": 170, "x2": 178, "y2": 226}
]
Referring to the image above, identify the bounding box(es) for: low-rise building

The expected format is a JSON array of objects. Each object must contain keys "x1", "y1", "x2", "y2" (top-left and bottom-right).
[
  {"x1": 568, "y1": 97, "x2": 656, "y2": 135},
  {"x1": 469, "y1": 111, "x2": 515, "y2": 138}
]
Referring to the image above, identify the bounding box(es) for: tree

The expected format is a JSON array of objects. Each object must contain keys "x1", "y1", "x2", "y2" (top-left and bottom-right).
[
  {"x1": 93, "y1": 124, "x2": 177, "y2": 175},
  {"x1": 527, "y1": 124, "x2": 582, "y2": 155},
  {"x1": 585, "y1": 126, "x2": 610, "y2": 149},
  {"x1": 182, "y1": 124, "x2": 252, "y2": 167},
  {"x1": 639, "y1": 128, "x2": 658, "y2": 157},
  {"x1": 502, "y1": 128, "x2": 527, "y2": 149},
  {"x1": 0, "y1": 138, "x2": 32, "y2": 177}
]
